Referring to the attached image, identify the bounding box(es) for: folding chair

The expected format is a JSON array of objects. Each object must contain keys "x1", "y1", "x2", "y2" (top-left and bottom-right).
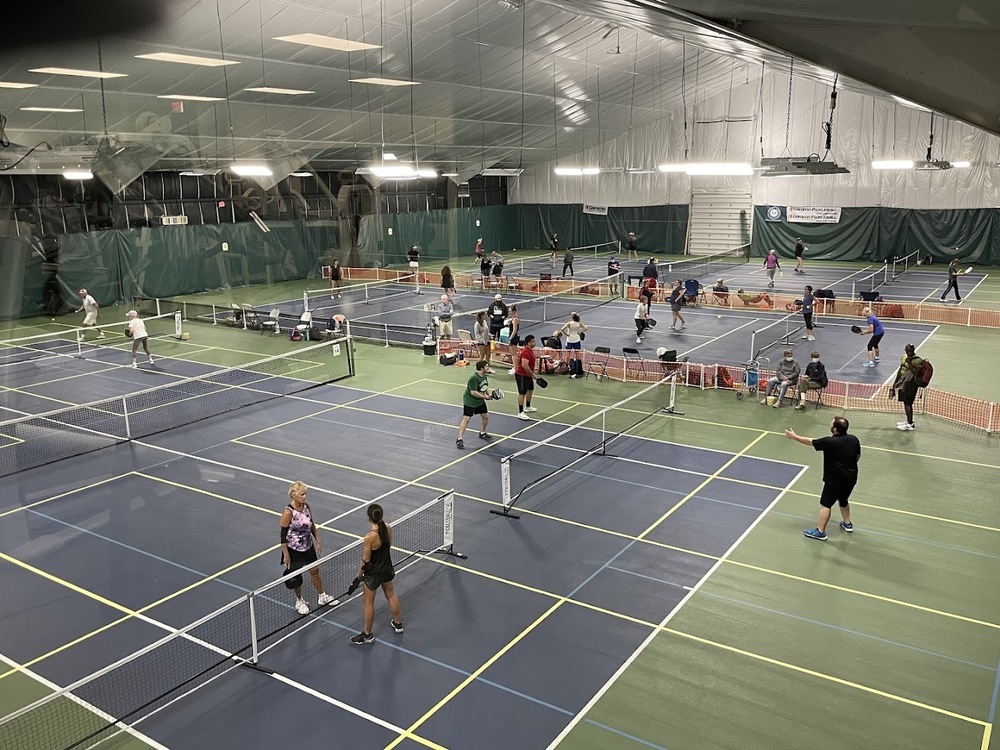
[
  {"x1": 260, "y1": 308, "x2": 280, "y2": 336},
  {"x1": 506, "y1": 275, "x2": 519, "y2": 292},
  {"x1": 586, "y1": 346, "x2": 611, "y2": 381},
  {"x1": 473, "y1": 274, "x2": 485, "y2": 292},
  {"x1": 295, "y1": 311, "x2": 312, "y2": 339},
  {"x1": 622, "y1": 347, "x2": 646, "y2": 382},
  {"x1": 240, "y1": 304, "x2": 263, "y2": 330},
  {"x1": 683, "y1": 279, "x2": 702, "y2": 306}
]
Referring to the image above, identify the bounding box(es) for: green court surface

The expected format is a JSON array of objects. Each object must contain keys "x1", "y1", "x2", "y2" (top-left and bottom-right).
[{"x1": 2, "y1": 272, "x2": 998, "y2": 750}]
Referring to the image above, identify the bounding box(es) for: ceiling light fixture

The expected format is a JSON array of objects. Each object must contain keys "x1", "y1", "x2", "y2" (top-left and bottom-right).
[
  {"x1": 349, "y1": 77, "x2": 419, "y2": 87},
  {"x1": 245, "y1": 86, "x2": 314, "y2": 95},
  {"x1": 63, "y1": 170, "x2": 94, "y2": 179},
  {"x1": 0, "y1": 82, "x2": 38, "y2": 89},
  {"x1": 289, "y1": 172, "x2": 313, "y2": 177},
  {"x1": 382, "y1": 153, "x2": 397, "y2": 161},
  {"x1": 442, "y1": 172, "x2": 460, "y2": 177},
  {"x1": 135, "y1": 53, "x2": 239, "y2": 67},
  {"x1": 952, "y1": 161, "x2": 972, "y2": 168},
  {"x1": 480, "y1": 168, "x2": 523, "y2": 176},
  {"x1": 231, "y1": 164, "x2": 273, "y2": 177},
  {"x1": 891, "y1": 96, "x2": 931, "y2": 112},
  {"x1": 156, "y1": 94, "x2": 225, "y2": 102},
  {"x1": 30, "y1": 67, "x2": 127, "y2": 79},
  {"x1": 274, "y1": 33, "x2": 380, "y2": 52},
  {"x1": 871, "y1": 160, "x2": 915, "y2": 170},
  {"x1": 21, "y1": 106, "x2": 83, "y2": 113}
]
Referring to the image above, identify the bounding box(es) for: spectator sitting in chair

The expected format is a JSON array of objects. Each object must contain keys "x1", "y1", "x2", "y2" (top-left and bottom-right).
[
  {"x1": 480, "y1": 253, "x2": 493, "y2": 279},
  {"x1": 542, "y1": 330, "x2": 563, "y2": 349},
  {"x1": 795, "y1": 351, "x2": 828, "y2": 411},
  {"x1": 712, "y1": 278, "x2": 729, "y2": 298},
  {"x1": 491, "y1": 251, "x2": 505, "y2": 278},
  {"x1": 761, "y1": 349, "x2": 800, "y2": 408}
]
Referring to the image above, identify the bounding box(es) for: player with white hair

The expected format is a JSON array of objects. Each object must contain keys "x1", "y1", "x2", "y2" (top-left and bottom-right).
[
  {"x1": 434, "y1": 294, "x2": 454, "y2": 339},
  {"x1": 75, "y1": 289, "x2": 106, "y2": 341},
  {"x1": 125, "y1": 310, "x2": 154, "y2": 368}
]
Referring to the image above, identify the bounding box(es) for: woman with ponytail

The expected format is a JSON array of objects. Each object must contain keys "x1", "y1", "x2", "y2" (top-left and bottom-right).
[{"x1": 350, "y1": 504, "x2": 403, "y2": 644}]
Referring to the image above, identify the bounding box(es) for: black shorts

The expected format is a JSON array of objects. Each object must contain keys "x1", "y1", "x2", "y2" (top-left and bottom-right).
[
  {"x1": 282, "y1": 544, "x2": 317, "y2": 589},
  {"x1": 509, "y1": 334, "x2": 520, "y2": 347},
  {"x1": 463, "y1": 403, "x2": 488, "y2": 417},
  {"x1": 867, "y1": 333, "x2": 884, "y2": 351},
  {"x1": 803, "y1": 312, "x2": 813, "y2": 330},
  {"x1": 515, "y1": 374, "x2": 534, "y2": 395},
  {"x1": 795, "y1": 249, "x2": 803, "y2": 258},
  {"x1": 897, "y1": 380, "x2": 918, "y2": 405},
  {"x1": 819, "y1": 482, "x2": 855, "y2": 508},
  {"x1": 489, "y1": 324, "x2": 503, "y2": 339}
]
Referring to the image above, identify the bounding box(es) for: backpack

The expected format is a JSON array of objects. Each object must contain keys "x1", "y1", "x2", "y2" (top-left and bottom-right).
[
  {"x1": 289, "y1": 328, "x2": 303, "y2": 341},
  {"x1": 916, "y1": 359, "x2": 933, "y2": 388}
]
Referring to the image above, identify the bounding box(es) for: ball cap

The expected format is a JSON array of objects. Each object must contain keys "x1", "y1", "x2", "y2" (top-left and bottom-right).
[
  {"x1": 494, "y1": 294, "x2": 503, "y2": 300},
  {"x1": 126, "y1": 310, "x2": 138, "y2": 318}
]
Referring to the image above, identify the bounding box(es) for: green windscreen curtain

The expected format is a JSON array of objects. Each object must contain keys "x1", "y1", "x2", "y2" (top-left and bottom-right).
[
  {"x1": 752, "y1": 206, "x2": 1000, "y2": 264},
  {"x1": 514, "y1": 204, "x2": 689, "y2": 255}
]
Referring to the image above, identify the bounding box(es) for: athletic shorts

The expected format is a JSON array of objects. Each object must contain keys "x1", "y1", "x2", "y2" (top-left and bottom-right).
[
  {"x1": 283, "y1": 544, "x2": 317, "y2": 589},
  {"x1": 803, "y1": 312, "x2": 814, "y2": 330},
  {"x1": 819, "y1": 482, "x2": 855, "y2": 509},
  {"x1": 670, "y1": 301, "x2": 683, "y2": 312},
  {"x1": 867, "y1": 333, "x2": 884, "y2": 351},
  {"x1": 83, "y1": 312, "x2": 99, "y2": 325},
  {"x1": 515, "y1": 374, "x2": 534, "y2": 395},
  {"x1": 463, "y1": 403, "x2": 488, "y2": 417},
  {"x1": 437, "y1": 319, "x2": 453, "y2": 337}
]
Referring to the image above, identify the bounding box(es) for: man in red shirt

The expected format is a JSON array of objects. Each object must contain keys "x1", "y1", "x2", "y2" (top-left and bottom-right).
[{"x1": 514, "y1": 334, "x2": 539, "y2": 420}]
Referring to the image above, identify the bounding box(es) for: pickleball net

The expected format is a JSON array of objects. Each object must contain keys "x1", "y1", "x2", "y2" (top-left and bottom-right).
[
  {"x1": 0, "y1": 332, "x2": 354, "y2": 478},
  {"x1": 0, "y1": 490, "x2": 462, "y2": 750},
  {"x1": 891, "y1": 251, "x2": 921, "y2": 279},
  {"x1": 656, "y1": 244, "x2": 749, "y2": 281},
  {"x1": 494, "y1": 374, "x2": 678, "y2": 518},
  {"x1": 502, "y1": 240, "x2": 623, "y2": 275}
]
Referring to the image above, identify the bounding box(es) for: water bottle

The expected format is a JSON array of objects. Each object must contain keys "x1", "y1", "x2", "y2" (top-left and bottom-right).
[{"x1": 458, "y1": 349, "x2": 465, "y2": 362}]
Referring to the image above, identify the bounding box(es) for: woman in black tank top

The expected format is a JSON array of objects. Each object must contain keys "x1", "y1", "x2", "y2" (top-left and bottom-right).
[{"x1": 350, "y1": 504, "x2": 404, "y2": 644}]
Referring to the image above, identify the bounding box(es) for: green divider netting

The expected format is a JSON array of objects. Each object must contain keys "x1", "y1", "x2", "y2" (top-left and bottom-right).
[
  {"x1": 513, "y1": 204, "x2": 689, "y2": 254},
  {"x1": 752, "y1": 206, "x2": 1000, "y2": 265}
]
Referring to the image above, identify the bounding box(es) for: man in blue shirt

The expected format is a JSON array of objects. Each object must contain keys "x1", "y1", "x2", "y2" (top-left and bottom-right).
[
  {"x1": 799, "y1": 285, "x2": 816, "y2": 342},
  {"x1": 854, "y1": 306, "x2": 884, "y2": 368}
]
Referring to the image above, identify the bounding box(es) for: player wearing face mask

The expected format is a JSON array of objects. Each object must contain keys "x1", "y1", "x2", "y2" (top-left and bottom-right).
[
  {"x1": 761, "y1": 349, "x2": 801, "y2": 408},
  {"x1": 795, "y1": 351, "x2": 828, "y2": 411}
]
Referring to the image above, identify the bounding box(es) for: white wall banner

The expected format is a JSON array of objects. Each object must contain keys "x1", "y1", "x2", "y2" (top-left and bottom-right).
[
  {"x1": 582, "y1": 203, "x2": 609, "y2": 216},
  {"x1": 786, "y1": 206, "x2": 842, "y2": 223}
]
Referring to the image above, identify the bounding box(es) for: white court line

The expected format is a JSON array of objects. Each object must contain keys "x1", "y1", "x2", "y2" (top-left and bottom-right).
[
  {"x1": 962, "y1": 272, "x2": 990, "y2": 304},
  {"x1": 680, "y1": 317, "x2": 760, "y2": 359},
  {"x1": 0, "y1": 650, "x2": 174, "y2": 750},
  {"x1": 544, "y1": 463, "x2": 809, "y2": 750}
]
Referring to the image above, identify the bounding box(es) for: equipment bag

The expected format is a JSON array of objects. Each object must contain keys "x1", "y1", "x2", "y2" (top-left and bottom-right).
[{"x1": 916, "y1": 359, "x2": 933, "y2": 388}]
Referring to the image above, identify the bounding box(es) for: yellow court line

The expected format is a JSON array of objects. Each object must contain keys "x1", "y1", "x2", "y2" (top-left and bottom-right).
[
  {"x1": 727, "y1": 560, "x2": 1000, "y2": 630},
  {"x1": 636, "y1": 431, "x2": 769, "y2": 540},
  {"x1": 384, "y1": 601, "x2": 567, "y2": 750},
  {"x1": 980, "y1": 724, "x2": 991, "y2": 750},
  {"x1": 137, "y1": 473, "x2": 282, "y2": 518},
  {"x1": 0, "y1": 613, "x2": 132, "y2": 682},
  {"x1": 660, "y1": 626, "x2": 988, "y2": 727},
  {"x1": 0, "y1": 472, "x2": 136, "y2": 520},
  {"x1": 0, "y1": 551, "x2": 135, "y2": 616},
  {"x1": 785, "y1": 489, "x2": 1000, "y2": 533}
]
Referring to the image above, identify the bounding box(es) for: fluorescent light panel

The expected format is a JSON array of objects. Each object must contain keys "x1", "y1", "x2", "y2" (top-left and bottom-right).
[
  {"x1": 952, "y1": 161, "x2": 972, "y2": 168},
  {"x1": 245, "y1": 86, "x2": 314, "y2": 95},
  {"x1": 382, "y1": 153, "x2": 397, "y2": 161},
  {"x1": 554, "y1": 167, "x2": 600, "y2": 176},
  {"x1": 289, "y1": 172, "x2": 313, "y2": 177},
  {"x1": 871, "y1": 160, "x2": 915, "y2": 170},
  {"x1": 231, "y1": 165, "x2": 273, "y2": 176},
  {"x1": 366, "y1": 165, "x2": 437, "y2": 179},
  {"x1": 21, "y1": 106, "x2": 82, "y2": 113},
  {"x1": 274, "y1": 33, "x2": 380, "y2": 52},
  {"x1": 30, "y1": 67, "x2": 127, "y2": 79},
  {"x1": 892, "y1": 95, "x2": 930, "y2": 112},
  {"x1": 63, "y1": 170, "x2": 93, "y2": 179},
  {"x1": 350, "y1": 77, "x2": 419, "y2": 87},
  {"x1": 157, "y1": 94, "x2": 224, "y2": 102},
  {"x1": 0, "y1": 82, "x2": 38, "y2": 89},
  {"x1": 136, "y1": 52, "x2": 238, "y2": 67}
]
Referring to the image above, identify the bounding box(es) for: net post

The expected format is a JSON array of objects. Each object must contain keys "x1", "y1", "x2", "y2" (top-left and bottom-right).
[
  {"x1": 661, "y1": 370, "x2": 685, "y2": 415},
  {"x1": 155, "y1": 298, "x2": 162, "y2": 317},
  {"x1": 122, "y1": 396, "x2": 132, "y2": 440},
  {"x1": 383, "y1": 324, "x2": 390, "y2": 348},
  {"x1": 435, "y1": 490, "x2": 468, "y2": 558},
  {"x1": 75, "y1": 329, "x2": 84, "y2": 359},
  {"x1": 490, "y1": 458, "x2": 521, "y2": 519},
  {"x1": 244, "y1": 593, "x2": 275, "y2": 673}
]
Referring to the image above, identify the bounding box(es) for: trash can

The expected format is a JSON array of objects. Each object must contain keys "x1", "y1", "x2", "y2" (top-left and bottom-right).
[{"x1": 423, "y1": 338, "x2": 437, "y2": 356}]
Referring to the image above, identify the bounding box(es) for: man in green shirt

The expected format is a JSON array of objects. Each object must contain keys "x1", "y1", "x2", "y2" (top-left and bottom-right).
[{"x1": 457, "y1": 360, "x2": 494, "y2": 449}]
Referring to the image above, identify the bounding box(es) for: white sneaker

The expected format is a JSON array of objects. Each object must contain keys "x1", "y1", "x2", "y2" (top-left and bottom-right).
[
  {"x1": 806, "y1": 336, "x2": 815, "y2": 341},
  {"x1": 760, "y1": 398, "x2": 768, "y2": 405},
  {"x1": 295, "y1": 599, "x2": 310, "y2": 615},
  {"x1": 569, "y1": 374, "x2": 578, "y2": 379},
  {"x1": 97, "y1": 332, "x2": 106, "y2": 339},
  {"x1": 636, "y1": 337, "x2": 642, "y2": 343},
  {"x1": 897, "y1": 423, "x2": 915, "y2": 431},
  {"x1": 896, "y1": 421, "x2": 908, "y2": 427},
  {"x1": 317, "y1": 592, "x2": 339, "y2": 606},
  {"x1": 517, "y1": 412, "x2": 531, "y2": 421},
  {"x1": 681, "y1": 324, "x2": 686, "y2": 329},
  {"x1": 801, "y1": 334, "x2": 810, "y2": 339},
  {"x1": 131, "y1": 362, "x2": 137, "y2": 369},
  {"x1": 148, "y1": 357, "x2": 154, "y2": 364},
  {"x1": 523, "y1": 406, "x2": 538, "y2": 413},
  {"x1": 508, "y1": 368, "x2": 515, "y2": 375}
]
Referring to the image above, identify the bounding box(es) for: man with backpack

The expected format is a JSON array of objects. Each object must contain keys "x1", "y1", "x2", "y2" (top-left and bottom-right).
[{"x1": 890, "y1": 344, "x2": 931, "y2": 431}]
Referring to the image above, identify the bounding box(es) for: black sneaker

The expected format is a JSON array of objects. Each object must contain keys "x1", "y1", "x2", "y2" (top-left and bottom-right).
[
  {"x1": 390, "y1": 619, "x2": 404, "y2": 633},
  {"x1": 456, "y1": 438, "x2": 464, "y2": 449},
  {"x1": 479, "y1": 432, "x2": 491, "y2": 440},
  {"x1": 350, "y1": 631, "x2": 375, "y2": 645}
]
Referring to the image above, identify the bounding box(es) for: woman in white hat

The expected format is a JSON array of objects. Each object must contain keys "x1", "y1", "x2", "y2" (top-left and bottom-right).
[{"x1": 125, "y1": 310, "x2": 154, "y2": 368}]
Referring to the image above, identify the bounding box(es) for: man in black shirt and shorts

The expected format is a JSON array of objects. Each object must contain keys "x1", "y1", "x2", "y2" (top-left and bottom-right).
[
  {"x1": 487, "y1": 294, "x2": 508, "y2": 340},
  {"x1": 785, "y1": 416, "x2": 860, "y2": 540}
]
